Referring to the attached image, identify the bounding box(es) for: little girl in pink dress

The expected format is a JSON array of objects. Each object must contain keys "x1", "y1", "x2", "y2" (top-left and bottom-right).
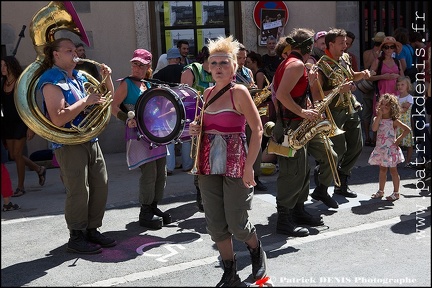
[{"x1": 368, "y1": 93, "x2": 411, "y2": 201}]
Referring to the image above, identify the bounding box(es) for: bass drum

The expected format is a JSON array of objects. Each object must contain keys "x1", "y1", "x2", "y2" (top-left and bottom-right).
[{"x1": 135, "y1": 85, "x2": 200, "y2": 146}]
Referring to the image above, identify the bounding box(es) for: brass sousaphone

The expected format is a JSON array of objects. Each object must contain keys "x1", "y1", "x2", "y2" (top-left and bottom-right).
[{"x1": 15, "y1": 1, "x2": 112, "y2": 145}]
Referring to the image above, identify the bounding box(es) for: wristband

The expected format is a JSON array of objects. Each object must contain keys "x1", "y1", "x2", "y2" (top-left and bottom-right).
[{"x1": 117, "y1": 110, "x2": 128, "y2": 122}]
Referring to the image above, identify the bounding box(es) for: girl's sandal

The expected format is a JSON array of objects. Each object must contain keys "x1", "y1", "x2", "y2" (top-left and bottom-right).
[
  {"x1": 371, "y1": 190, "x2": 384, "y2": 199},
  {"x1": 386, "y1": 192, "x2": 400, "y2": 202}
]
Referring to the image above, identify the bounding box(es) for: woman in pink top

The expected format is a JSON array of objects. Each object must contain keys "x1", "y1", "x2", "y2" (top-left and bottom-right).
[
  {"x1": 189, "y1": 35, "x2": 268, "y2": 286},
  {"x1": 369, "y1": 37, "x2": 404, "y2": 115}
]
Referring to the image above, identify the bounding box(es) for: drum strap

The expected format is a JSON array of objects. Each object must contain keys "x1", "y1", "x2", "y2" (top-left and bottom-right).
[{"x1": 204, "y1": 82, "x2": 234, "y2": 110}]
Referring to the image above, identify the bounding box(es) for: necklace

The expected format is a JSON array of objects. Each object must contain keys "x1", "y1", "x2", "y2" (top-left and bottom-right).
[{"x1": 5, "y1": 78, "x2": 15, "y2": 86}]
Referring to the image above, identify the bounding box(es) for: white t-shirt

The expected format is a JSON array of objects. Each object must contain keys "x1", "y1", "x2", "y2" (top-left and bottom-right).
[{"x1": 398, "y1": 94, "x2": 413, "y2": 105}]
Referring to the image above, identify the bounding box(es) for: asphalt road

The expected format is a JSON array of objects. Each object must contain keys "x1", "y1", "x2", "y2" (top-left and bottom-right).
[{"x1": 1, "y1": 144, "x2": 430, "y2": 287}]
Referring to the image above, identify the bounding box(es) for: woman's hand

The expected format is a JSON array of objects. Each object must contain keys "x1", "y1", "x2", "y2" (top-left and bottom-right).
[
  {"x1": 242, "y1": 166, "x2": 255, "y2": 188},
  {"x1": 100, "y1": 64, "x2": 112, "y2": 76},
  {"x1": 384, "y1": 73, "x2": 400, "y2": 80},
  {"x1": 189, "y1": 121, "x2": 201, "y2": 136},
  {"x1": 85, "y1": 92, "x2": 105, "y2": 106}
]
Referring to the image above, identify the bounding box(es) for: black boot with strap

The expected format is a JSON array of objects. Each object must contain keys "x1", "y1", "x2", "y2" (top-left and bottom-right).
[
  {"x1": 151, "y1": 202, "x2": 172, "y2": 225},
  {"x1": 216, "y1": 254, "x2": 241, "y2": 287},
  {"x1": 139, "y1": 204, "x2": 163, "y2": 230},
  {"x1": 334, "y1": 171, "x2": 357, "y2": 198}
]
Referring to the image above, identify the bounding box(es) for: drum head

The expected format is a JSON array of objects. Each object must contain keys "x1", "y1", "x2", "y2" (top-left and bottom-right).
[{"x1": 135, "y1": 87, "x2": 185, "y2": 145}]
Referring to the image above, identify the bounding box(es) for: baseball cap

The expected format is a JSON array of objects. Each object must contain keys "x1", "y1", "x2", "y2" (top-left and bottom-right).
[
  {"x1": 130, "y1": 49, "x2": 152, "y2": 65},
  {"x1": 166, "y1": 47, "x2": 181, "y2": 59},
  {"x1": 314, "y1": 31, "x2": 327, "y2": 41}
]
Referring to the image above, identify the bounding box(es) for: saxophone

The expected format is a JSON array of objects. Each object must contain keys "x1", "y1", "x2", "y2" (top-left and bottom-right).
[
  {"x1": 285, "y1": 81, "x2": 346, "y2": 150},
  {"x1": 251, "y1": 85, "x2": 272, "y2": 116}
]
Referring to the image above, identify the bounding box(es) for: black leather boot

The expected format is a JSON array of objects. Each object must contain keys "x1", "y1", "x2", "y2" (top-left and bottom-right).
[
  {"x1": 216, "y1": 254, "x2": 241, "y2": 287},
  {"x1": 247, "y1": 240, "x2": 268, "y2": 280},
  {"x1": 276, "y1": 207, "x2": 309, "y2": 237},
  {"x1": 67, "y1": 230, "x2": 102, "y2": 254},
  {"x1": 139, "y1": 204, "x2": 163, "y2": 230},
  {"x1": 151, "y1": 202, "x2": 172, "y2": 225},
  {"x1": 292, "y1": 203, "x2": 324, "y2": 226},
  {"x1": 334, "y1": 171, "x2": 357, "y2": 198},
  {"x1": 86, "y1": 228, "x2": 117, "y2": 247},
  {"x1": 311, "y1": 184, "x2": 339, "y2": 208}
]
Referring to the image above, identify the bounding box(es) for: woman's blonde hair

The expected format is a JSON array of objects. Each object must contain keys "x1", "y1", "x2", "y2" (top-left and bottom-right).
[
  {"x1": 207, "y1": 35, "x2": 240, "y2": 62},
  {"x1": 377, "y1": 93, "x2": 400, "y2": 120}
]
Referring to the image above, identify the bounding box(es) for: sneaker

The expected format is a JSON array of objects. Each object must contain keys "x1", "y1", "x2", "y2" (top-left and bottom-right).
[{"x1": 3, "y1": 202, "x2": 20, "y2": 212}]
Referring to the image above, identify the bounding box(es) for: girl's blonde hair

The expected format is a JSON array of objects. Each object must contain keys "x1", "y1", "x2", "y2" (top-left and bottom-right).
[
  {"x1": 396, "y1": 75, "x2": 413, "y2": 93},
  {"x1": 207, "y1": 35, "x2": 240, "y2": 62},
  {"x1": 377, "y1": 93, "x2": 400, "y2": 120}
]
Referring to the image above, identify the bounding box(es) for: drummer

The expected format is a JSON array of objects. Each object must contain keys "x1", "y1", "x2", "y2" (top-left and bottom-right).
[{"x1": 111, "y1": 49, "x2": 171, "y2": 230}]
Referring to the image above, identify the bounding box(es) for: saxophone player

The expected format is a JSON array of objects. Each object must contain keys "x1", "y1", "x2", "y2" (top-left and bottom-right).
[
  {"x1": 272, "y1": 28, "x2": 324, "y2": 237},
  {"x1": 312, "y1": 28, "x2": 372, "y2": 201}
]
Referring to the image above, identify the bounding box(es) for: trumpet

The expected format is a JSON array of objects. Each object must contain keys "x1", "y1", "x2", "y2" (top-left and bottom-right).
[{"x1": 189, "y1": 91, "x2": 204, "y2": 175}]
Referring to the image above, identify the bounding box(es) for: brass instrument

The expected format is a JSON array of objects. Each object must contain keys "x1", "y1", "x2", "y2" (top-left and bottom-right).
[
  {"x1": 189, "y1": 91, "x2": 203, "y2": 175},
  {"x1": 314, "y1": 57, "x2": 356, "y2": 114},
  {"x1": 263, "y1": 76, "x2": 345, "y2": 186},
  {"x1": 285, "y1": 82, "x2": 346, "y2": 151},
  {"x1": 72, "y1": 57, "x2": 113, "y2": 133},
  {"x1": 251, "y1": 86, "x2": 272, "y2": 117},
  {"x1": 14, "y1": 1, "x2": 112, "y2": 145}
]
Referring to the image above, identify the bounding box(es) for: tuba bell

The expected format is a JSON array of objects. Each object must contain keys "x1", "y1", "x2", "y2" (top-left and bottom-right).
[{"x1": 15, "y1": 1, "x2": 112, "y2": 145}]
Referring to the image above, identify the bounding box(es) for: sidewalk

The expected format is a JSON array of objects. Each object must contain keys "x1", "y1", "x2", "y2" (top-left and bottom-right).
[{"x1": 1, "y1": 152, "x2": 201, "y2": 221}]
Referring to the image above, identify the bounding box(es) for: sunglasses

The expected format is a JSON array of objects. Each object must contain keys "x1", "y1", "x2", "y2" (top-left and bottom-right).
[
  {"x1": 131, "y1": 62, "x2": 147, "y2": 68},
  {"x1": 383, "y1": 45, "x2": 396, "y2": 50}
]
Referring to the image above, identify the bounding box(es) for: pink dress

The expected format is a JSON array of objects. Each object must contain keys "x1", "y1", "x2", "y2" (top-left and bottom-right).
[
  {"x1": 373, "y1": 60, "x2": 400, "y2": 116},
  {"x1": 368, "y1": 118, "x2": 405, "y2": 167},
  {"x1": 377, "y1": 61, "x2": 399, "y2": 96}
]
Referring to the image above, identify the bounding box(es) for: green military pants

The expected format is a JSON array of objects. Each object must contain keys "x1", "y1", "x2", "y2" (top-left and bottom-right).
[
  {"x1": 55, "y1": 141, "x2": 108, "y2": 231},
  {"x1": 308, "y1": 133, "x2": 338, "y2": 187},
  {"x1": 329, "y1": 108, "x2": 363, "y2": 176},
  {"x1": 275, "y1": 119, "x2": 310, "y2": 210},
  {"x1": 139, "y1": 157, "x2": 167, "y2": 205}
]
